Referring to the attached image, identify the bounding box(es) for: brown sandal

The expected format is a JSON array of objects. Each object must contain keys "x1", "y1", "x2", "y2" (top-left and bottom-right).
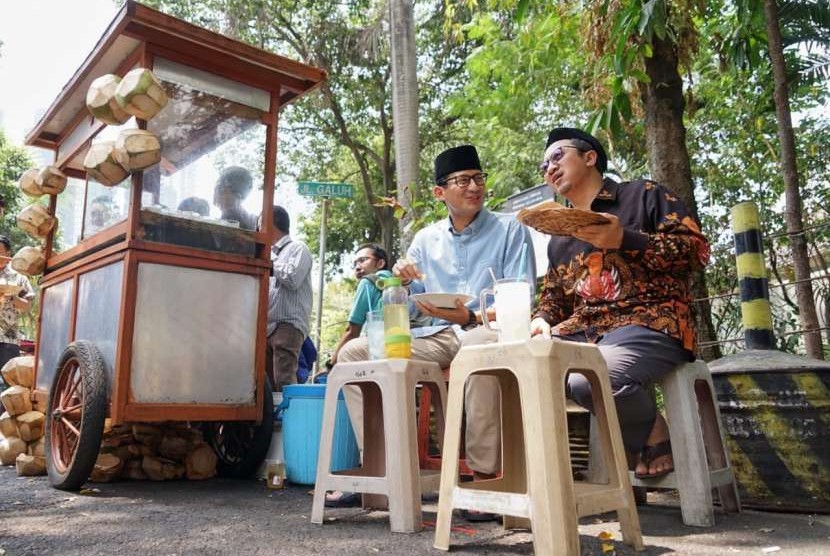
[{"x1": 634, "y1": 440, "x2": 673, "y2": 479}]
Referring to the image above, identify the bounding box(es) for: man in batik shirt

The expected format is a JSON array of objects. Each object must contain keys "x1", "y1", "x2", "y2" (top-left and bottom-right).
[{"x1": 531, "y1": 128, "x2": 710, "y2": 478}]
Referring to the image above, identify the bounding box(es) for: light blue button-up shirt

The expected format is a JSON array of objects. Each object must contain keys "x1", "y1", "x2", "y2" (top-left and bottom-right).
[{"x1": 407, "y1": 208, "x2": 536, "y2": 337}]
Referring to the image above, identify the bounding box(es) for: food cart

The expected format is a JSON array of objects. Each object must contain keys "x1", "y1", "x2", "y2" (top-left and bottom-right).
[{"x1": 23, "y1": 1, "x2": 325, "y2": 490}]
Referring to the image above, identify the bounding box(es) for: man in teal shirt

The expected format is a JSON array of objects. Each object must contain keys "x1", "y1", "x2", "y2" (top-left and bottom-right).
[{"x1": 330, "y1": 243, "x2": 392, "y2": 365}]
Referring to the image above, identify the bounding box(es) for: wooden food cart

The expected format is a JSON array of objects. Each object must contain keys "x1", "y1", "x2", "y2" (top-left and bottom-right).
[{"x1": 23, "y1": 1, "x2": 325, "y2": 490}]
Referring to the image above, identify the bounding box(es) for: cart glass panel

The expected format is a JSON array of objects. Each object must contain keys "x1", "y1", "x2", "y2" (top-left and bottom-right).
[
  {"x1": 53, "y1": 177, "x2": 85, "y2": 252},
  {"x1": 79, "y1": 120, "x2": 135, "y2": 240},
  {"x1": 36, "y1": 279, "x2": 74, "y2": 391},
  {"x1": 143, "y1": 58, "x2": 268, "y2": 256},
  {"x1": 82, "y1": 180, "x2": 130, "y2": 239},
  {"x1": 131, "y1": 262, "x2": 257, "y2": 404},
  {"x1": 74, "y1": 260, "x2": 124, "y2": 395}
]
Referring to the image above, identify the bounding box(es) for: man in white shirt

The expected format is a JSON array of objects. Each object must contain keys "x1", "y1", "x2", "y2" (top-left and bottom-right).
[{"x1": 264, "y1": 206, "x2": 313, "y2": 391}]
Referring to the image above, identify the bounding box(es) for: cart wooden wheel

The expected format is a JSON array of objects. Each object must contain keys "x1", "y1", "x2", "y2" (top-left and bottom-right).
[
  {"x1": 203, "y1": 374, "x2": 274, "y2": 478},
  {"x1": 45, "y1": 341, "x2": 108, "y2": 491}
]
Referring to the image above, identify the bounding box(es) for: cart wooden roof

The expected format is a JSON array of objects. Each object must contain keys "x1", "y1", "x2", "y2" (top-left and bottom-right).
[{"x1": 25, "y1": 0, "x2": 326, "y2": 150}]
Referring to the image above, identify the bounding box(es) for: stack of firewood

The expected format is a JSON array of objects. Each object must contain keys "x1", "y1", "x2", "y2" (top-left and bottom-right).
[
  {"x1": 0, "y1": 356, "x2": 47, "y2": 476},
  {"x1": 91, "y1": 421, "x2": 217, "y2": 483},
  {"x1": 0, "y1": 355, "x2": 217, "y2": 482}
]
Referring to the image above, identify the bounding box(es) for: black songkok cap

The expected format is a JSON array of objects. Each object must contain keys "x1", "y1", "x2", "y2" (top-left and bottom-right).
[
  {"x1": 546, "y1": 127, "x2": 608, "y2": 174},
  {"x1": 434, "y1": 145, "x2": 482, "y2": 183}
]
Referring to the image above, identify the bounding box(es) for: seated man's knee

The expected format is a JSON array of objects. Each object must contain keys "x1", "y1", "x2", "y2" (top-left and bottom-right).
[
  {"x1": 567, "y1": 372, "x2": 593, "y2": 408},
  {"x1": 339, "y1": 337, "x2": 369, "y2": 363}
]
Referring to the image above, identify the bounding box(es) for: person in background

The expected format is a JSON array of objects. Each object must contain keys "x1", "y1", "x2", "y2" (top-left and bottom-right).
[
  {"x1": 330, "y1": 243, "x2": 392, "y2": 366},
  {"x1": 0, "y1": 235, "x2": 35, "y2": 404},
  {"x1": 531, "y1": 127, "x2": 710, "y2": 479},
  {"x1": 264, "y1": 205, "x2": 313, "y2": 391},
  {"x1": 296, "y1": 337, "x2": 318, "y2": 384},
  {"x1": 0, "y1": 195, "x2": 6, "y2": 220},
  {"x1": 213, "y1": 166, "x2": 258, "y2": 230},
  {"x1": 87, "y1": 195, "x2": 117, "y2": 233},
  {"x1": 177, "y1": 196, "x2": 210, "y2": 217}
]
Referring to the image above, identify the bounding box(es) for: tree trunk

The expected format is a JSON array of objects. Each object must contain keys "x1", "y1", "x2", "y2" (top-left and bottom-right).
[
  {"x1": 389, "y1": 0, "x2": 419, "y2": 252},
  {"x1": 641, "y1": 36, "x2": 721, "y2": 361},
  {"x1": 379, "y1": 211, "x2": 396, "y2": 262},
  {"x1": 763, "y1": 0, "x2": 823, "y2": 359}
]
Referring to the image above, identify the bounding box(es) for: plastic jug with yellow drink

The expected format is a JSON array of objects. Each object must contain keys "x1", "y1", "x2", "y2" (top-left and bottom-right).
[{"x1": 377, "y1": 276, "x2": 411, "y2": 358}]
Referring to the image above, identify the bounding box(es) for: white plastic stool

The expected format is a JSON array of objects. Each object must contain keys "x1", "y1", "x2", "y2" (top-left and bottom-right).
[
  {"x1": 588, "y1": 359, "x2": 741, "y2": 527},
  {"x1": 434, "y1": 338, "x2": 643, "y2": 555},
  {"x1": 311, "y1": 358, "x2": 447, "y2": 533}
]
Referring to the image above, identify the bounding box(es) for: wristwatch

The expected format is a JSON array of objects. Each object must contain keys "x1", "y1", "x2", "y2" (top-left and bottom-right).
[{"x1": 464, "y1": 309, "x2": 477, "y2": 329}]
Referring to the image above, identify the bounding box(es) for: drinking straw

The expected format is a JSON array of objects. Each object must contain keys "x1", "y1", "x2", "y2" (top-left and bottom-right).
[
  {"x1": 488, "y1": 267, "x2": 498, "y2": 285},
  {"x1": 517, "y1": 243, "x2": 528, "y2": 280}
]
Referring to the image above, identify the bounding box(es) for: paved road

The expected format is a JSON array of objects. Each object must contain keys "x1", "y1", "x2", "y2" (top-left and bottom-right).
[{"x1": 1, "y1": 467, "x2": 828, "y2": 555}]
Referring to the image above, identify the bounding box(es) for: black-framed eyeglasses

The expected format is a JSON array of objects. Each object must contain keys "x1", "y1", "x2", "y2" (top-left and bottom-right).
[
  {"x1": 352, "y1": 256, "x2": 377, "y2": 268},
  {"x1": 539, "y1": 145, "x2": 584, "y2": 176},
  {"x1": 440, "y1": 172, "x2": 488, "y2": 189}
]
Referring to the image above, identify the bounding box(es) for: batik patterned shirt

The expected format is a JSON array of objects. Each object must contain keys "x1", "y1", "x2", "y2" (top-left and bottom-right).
[
  {"x1": 0, "y1": 264, "x2": 35, "y2": 345},
  {"x1": 533, "y1": 178, "x2": 709, "y2": 352}
]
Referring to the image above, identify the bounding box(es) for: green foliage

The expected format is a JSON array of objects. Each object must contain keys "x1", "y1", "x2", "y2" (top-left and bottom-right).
[
  {"x1": 314, "y1": 277, "x2": 357, "y2": 360},
  {"x1": 0, "y1": 131, "x2": 37, "y2": 250},
  {"x1": 0, "y1": 131, "x2": 38, "y2": 340},
  {"x1": 725, "y1": 0, "x2": 830, "y2": 82}
]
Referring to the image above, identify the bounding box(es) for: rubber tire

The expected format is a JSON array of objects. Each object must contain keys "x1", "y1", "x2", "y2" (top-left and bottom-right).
[
  {"x1": 46, "y1": 341, "x2": 108, "y2": 491},
  {"x1": 204, "y1": 374, "x2": 274, "y2": 479}
]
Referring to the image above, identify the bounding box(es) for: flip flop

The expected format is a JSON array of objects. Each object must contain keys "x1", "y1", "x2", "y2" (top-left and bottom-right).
[
  {"x1": 324, "y1": 491, "x2": 361, "y2": 508},
  {"x1": 634, "y1": 439, "x2": 674, "y2": 479},
  {"x1": 461, "y1": 509, "x2": 502, "y2": 523}
]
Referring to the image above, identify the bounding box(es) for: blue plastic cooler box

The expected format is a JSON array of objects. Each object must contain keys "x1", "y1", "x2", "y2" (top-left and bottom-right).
[{"x1": 278, "y1": 383, "x2": 359, "y2": 485}]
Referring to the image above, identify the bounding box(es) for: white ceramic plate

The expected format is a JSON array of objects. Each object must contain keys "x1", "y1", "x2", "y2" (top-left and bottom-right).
[{"x1": 411, "y1": 293, "x2": 473, "y2": 309}]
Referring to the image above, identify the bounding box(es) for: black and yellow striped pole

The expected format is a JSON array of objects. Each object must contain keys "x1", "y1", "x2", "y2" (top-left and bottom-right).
[{"x1": 731, "y1": 202, "x2": 775, "y2": 350}]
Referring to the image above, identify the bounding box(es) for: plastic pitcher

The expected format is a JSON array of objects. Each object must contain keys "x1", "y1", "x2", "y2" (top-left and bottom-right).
[{"x1": 480, "y1": 278, "x2": 531, "y2": 342}]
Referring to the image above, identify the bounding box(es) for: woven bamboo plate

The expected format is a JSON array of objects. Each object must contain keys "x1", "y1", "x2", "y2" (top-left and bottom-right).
[{"x1": 517, "y1": 200, "x2": 610, "y2": 236}]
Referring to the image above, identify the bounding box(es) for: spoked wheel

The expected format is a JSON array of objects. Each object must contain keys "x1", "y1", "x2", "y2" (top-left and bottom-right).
[
  {"x1": 45, "y1": 341, "x2": 108, "y2": 490},
  {"x1": 203, "y1": 375, "x2": 274, "y2": 478}
]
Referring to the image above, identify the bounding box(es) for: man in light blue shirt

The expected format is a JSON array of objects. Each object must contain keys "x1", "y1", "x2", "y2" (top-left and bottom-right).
[{"x1": 339, "y1": 145, "x2": 535, "y2": 510}]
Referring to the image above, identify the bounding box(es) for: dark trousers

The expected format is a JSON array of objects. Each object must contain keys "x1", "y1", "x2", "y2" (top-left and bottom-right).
[
  {"x1": 266, "y1": 324, "x2": 305, "y2": 392},
  {"x1": 559, "y1": 325, "x2": 691, "y2": 454},
  {"x1": 0, "y1": 342, "x2": 20, "y2": 378}
]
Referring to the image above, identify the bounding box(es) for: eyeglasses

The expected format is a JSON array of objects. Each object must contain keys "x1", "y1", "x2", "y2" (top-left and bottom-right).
[
  {"x1": 440, "y1": 172, "x2": 488, "y2": 189},
  {"x1": 539, "y1": 145, "x2": 584, "y2": 176},
  {"x1": 353, "y1": 256, "x2": 377, "y2": 268}
]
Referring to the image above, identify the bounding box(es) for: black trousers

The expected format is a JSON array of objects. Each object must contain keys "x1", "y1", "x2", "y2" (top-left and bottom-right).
[{"x1": 559, "y1": 325, "x2": 691, "y2": 454}]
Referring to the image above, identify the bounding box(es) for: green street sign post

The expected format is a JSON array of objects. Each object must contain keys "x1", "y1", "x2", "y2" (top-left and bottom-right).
[
  {"x1": 297, "y1": 181, "x2": 354, "y2": 199},
  {"x1": 296, "y1": 181, "x2": 354, "y2": 376}
]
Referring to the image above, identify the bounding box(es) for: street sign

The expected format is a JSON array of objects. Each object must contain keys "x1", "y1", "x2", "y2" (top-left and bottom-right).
[
  {"x1": 297, "y1": 181, "x2": 354, "y2": 199},
  {"x1": 502, "y1": 183, "x2": 552, "y2": 212},
  {"x1": 296, "y1": 180, "x2": 353, "y2": 376}
]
